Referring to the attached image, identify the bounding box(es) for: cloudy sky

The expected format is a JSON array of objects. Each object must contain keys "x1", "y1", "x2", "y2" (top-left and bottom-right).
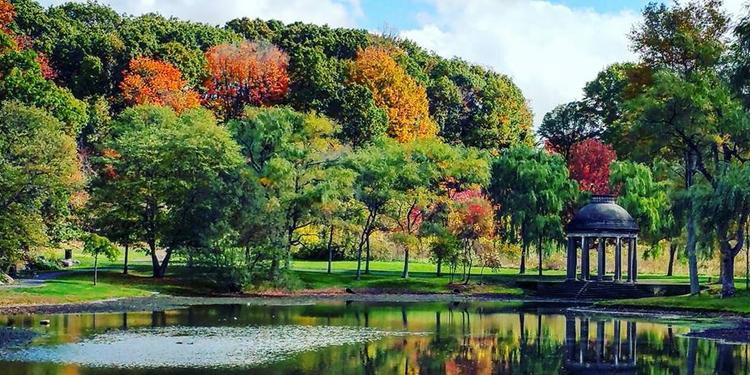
[{"x1": 39, "y1": 0, "x2": 749, "y2": 126}]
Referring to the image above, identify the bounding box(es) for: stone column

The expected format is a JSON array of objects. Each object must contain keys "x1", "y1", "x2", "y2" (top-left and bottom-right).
[
  {"x1": 566, "y1": 236, "x2": 577, "y2": 281},
  {"x1": 632, "y1": 238, "x2": 638, "y2": 283},
  {"x1": 597, "y1": 237, "x2": 605, "y2": 281},
  {"x1": 581, "y1": 237, "x2": 590, "y2": 281},
  {"x1": 615, "y1": 237, "x2": 622, "y2": 281},
  {"x1": 626, "y1": 238, "x2": 633, "y2": 283}
]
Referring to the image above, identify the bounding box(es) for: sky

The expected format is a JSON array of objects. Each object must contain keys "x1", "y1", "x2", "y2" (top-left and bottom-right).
[{"x1": 39, "y1": 0, "x2": 749, "y2": 127}]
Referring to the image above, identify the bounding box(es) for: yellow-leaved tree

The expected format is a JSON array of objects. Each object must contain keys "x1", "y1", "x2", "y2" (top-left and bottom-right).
[{"x1": 349, "y1": 46, "x2": 436, "y2": 142}]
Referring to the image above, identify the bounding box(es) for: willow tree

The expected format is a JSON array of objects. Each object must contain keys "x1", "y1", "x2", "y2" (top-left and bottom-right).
[{"x1": 489, "y1": 145, "x2": 578, "y2": 275}]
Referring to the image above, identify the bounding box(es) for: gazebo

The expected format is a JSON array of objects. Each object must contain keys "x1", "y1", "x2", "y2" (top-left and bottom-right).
[{"x1": 566, "y1": 195, "x2": 639, "y2": 282}]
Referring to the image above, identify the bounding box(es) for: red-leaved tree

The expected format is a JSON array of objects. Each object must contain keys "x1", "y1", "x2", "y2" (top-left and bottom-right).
[
  {"x1": 568, "y1": 138, "x2": 617, "y2": 194},
  {"x1": 203, "y1": 41, "x2": 289, "y2": 120}
]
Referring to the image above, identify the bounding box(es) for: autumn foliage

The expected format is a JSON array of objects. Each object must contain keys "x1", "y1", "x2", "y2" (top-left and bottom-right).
[
  {"x1": 0, "y1": 0, "x2": 14, "y2": 33},
  {"x1": 350, "y1": 46, "x2": 437, "y2": 143},
  {"x1": 448, "y1": 189, "x2": 495, "y2": 241},
  {"x1": 120, "y1": 57, "x2": 200, "y2": 113},
  {"x1": 568, "y1": 138, "x2": 617, "y2": 194},
  {"x1": 203, "y1": 41, "x2": 289, "y2": 120}
]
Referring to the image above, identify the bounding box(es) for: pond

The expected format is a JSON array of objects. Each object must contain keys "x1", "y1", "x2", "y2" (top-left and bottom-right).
[{"x1": 0, "y1": 301, "x2": 747, "y2": 374}]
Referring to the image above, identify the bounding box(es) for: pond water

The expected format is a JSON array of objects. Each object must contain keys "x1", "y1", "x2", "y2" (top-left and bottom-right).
[{"x1": 0, "y1": 301, "x2": 747, "y2": 374}]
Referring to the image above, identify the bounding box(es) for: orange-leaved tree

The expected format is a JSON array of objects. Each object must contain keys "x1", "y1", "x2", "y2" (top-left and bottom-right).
[
  {"x1": 203, "y1": 41, "x2": 289, "y2": 120},
  {"x1": 120, "y1": 57, "x2": 200, "y2": 113},
  {"x1": 349, "y1": 46, "x2": 437, "y2": 142},
  {"x1": 0, "y1": 0, "x2": 13, "y2": 33}
]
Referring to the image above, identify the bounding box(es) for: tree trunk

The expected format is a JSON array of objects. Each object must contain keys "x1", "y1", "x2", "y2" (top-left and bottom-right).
[
  {"x1": 746, "y1": 232, "x2": 749, "y2": 291},
  {"x1": 284, "y1": 224, "x2": 294, "y2": 270},
  {"x1": 436, "y1": 258, "x2": 442, "y2": 277},
  {"x1": 93, "y1": 254, "x2": 98, "y2": 286},
  {"x1": 519, "y1": 242, "x2": 527, "y2": 274},
  {"x1": 365, "y1": 235, "x2": 371, "y2": 274},
  {"x1": 537, "y1": 237, "x2": 543, "y2": 277},
  {"x1": 148, "y1": 239, "x2": 162, "y2": 278},
  {"x1": 157, "y1": 248, "x2": 172, "y2": 279},
  {"x1": 123, "y1": 242, "x2": 129, "y2": 275},
  {"x1": 269, "y1": 258, "x2": 279, "y2": 280},
  {"x1": 685, "y1": 150, "x2": 700, "y2": 295},
  {"x1": 719, "y1": 245, "x2": 736, "y2": 297},
  {"x1": 667, "y1": 243, "x2": 677, "y2": 277},
  {"x1": 463, "y1": 243, "x2": 472, "y2": 285},
  {"x1": 402, "y1": 248, "x2": 409, "y2": 279},
  {"x1": 355, "y1": 213, "x2": 372, "y2": 281},
  {"x1": 327, "y1": 225, "x2": 334, "y2": 274}
]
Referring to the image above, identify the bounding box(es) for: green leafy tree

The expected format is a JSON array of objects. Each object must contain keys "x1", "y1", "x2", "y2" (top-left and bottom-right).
[
  {"x1": 624, "y1": 0, "x2": 733, "y2": 295},
  {"x1": 489, "y1": 145, "x2": 578, "y2": 275},
  {"x1": 95, "y1": 105, "x2": 245, "y2": 278},
  {"x1": 347, "y1": 139, "x2": 411, "y2": 280},
  {"x1": 538, "y1": 101, "x2": 604, "y2": 161},
  {"x1": 0, "y1": 102, "x2": 80, "y2": 275},
  {"x1": 82, "y1": 233, "x2": 119, "y2": 285},
  {"x1": 229, "y1": 107, "x2": 354, "y2": 279}
]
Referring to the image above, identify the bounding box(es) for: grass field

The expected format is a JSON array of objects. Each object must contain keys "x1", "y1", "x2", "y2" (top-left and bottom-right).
[{"x1": 4, "y1": 253, "x2": 750, "y2": 314}]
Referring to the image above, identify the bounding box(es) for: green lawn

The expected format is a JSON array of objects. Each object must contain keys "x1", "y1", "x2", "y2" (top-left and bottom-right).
[
  {"x1": 597, "y1": 286, "x2": 750, "y2": 314},
  {"x1": 0, "y1": 266, "x2": 204, "y2": 307},
  {"x1": 292, "y1": 269, "x2": 524, "y2": 295}
]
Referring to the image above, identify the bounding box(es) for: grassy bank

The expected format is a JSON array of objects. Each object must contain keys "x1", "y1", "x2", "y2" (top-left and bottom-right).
[
  {"x1": 3, "y1": 257, "x2": 750, "y2": 315},
  {"x1": 597, "y1": 284, "x2": 750, "y2": 314}
]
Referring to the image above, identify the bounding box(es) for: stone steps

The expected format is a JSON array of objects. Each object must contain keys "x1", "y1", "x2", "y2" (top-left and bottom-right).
[{"x1": 521, "y1": 280, "x2": 688, "y2": 300}]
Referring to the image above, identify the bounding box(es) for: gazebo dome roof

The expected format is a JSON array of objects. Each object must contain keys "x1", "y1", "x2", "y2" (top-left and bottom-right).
[{"x1": 567, "y1": 195, "x2": 639, "y2": 235}]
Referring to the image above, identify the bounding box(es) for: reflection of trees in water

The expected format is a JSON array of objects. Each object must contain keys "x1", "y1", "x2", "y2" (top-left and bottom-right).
[{"x1": 3, "y1": 304, "x2": 750, "y2": 374}]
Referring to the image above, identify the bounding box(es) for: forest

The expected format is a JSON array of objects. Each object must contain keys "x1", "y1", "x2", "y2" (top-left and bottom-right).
[{"x1": 2, "y1": 0, "x2": 750, "y2": 299}]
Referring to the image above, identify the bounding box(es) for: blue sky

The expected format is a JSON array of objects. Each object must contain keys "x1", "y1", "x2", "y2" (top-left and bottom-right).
[{"x1": 357, "y1": 0, "x2": 656, "y2": 31}]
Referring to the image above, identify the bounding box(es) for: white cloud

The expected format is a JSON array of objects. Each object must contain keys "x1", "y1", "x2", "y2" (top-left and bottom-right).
[
  {"x1": 401, "y1": 0, "x2": 640, "y2": 127},
  {"x1": 37, "y1": 0, "x2": 360, "y2": 27}
]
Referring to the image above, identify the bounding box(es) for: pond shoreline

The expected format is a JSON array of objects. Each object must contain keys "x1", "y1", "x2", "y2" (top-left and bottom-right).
[{"x1": 2, "y1": 293, "x2": 750, "y2": 344}]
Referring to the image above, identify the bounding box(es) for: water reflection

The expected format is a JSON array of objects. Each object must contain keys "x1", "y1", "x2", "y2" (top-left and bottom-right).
[{"x1": 0, "y1": 302, "x2": 747, "y2": 374}]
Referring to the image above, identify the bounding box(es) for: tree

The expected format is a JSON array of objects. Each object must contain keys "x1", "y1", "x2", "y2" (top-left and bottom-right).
[
  {"x1": 424, "y1": 57, "x2": 533, "y2": 152},
  {"x1": 0, "y1": 30, "x2": 86, "y2": 135},
  {"x1": 334, "y1": 84, "x2": 388, "y2": 148},
  {"x1": 626, "y1": 70, "x2": 747, "y2": 296},
  {"x1": 350, "y1": 46, "x2": 437, "y2": 143},
  {"x1": 624, "y1": 0, "x2": 731, "y2": 295},
  {"x1": 94, "y1": 105, "x2": 245, "y2": 278},
  {"x1": 82, "y1": 233, "x2": 119, "y2": 285},
  {"x1": 120, "y1": 57, "x2": 200, "y2": 113},
  {"x1": 568, "y1": 139, "x2": 617, "y2": 195},
  {"x1": 347, "y1": 139, "x2": 411, "y2": 279},
  {"x1": 538, "y1": 101, "x2": 604, "y2": 161},
  {"x1": 609, "y1": 161, "x2": 677, "y2": 274},
  {"x1": 447, "y1": 189, "x2": 495, "y2": 283},
  {"x1": 229, "y1": 107, "x2": 354, "y2": 279},
  {"x1": 693, "y1": 164, "x2": 750, "y2": 297},
  {"x1": 0, "y1": 102, "x2": 80, "y2": 275},
  {"x1": 203, "y1": 41, "x2": 289, "y2": 120},
  {"x1": 489, "y1": 145, "x2": 577, "y2": 275},
  {"x1": 631, "y1": 1, "x2": 727, "y2": 76}
]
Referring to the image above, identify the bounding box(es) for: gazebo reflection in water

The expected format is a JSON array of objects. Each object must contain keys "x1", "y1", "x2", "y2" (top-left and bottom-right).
[{"x1": 564, "y1": 314, "x2": 637, "y2": 374}]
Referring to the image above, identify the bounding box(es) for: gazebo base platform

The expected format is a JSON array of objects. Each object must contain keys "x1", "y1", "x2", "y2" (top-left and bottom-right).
[{"x1": 517, "y1": 280, "x2": 692, "y2": 300}]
